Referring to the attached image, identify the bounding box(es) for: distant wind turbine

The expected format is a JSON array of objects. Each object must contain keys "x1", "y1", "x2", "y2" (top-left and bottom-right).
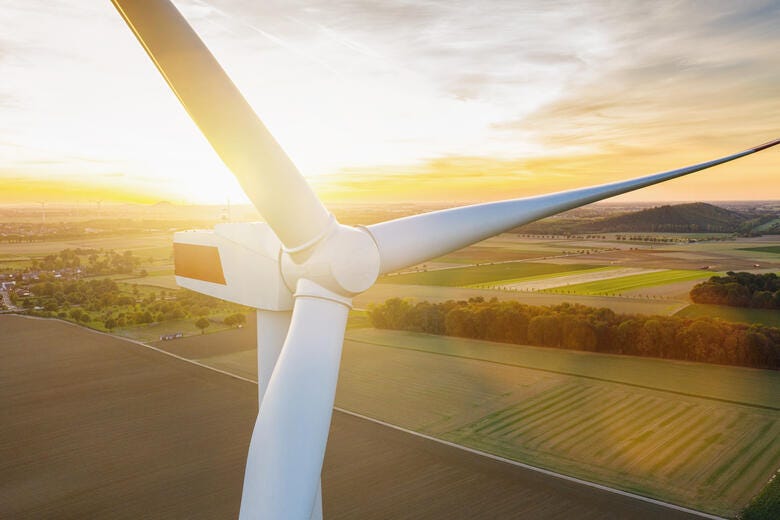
[{"x1": 111, "y1": 1, "x2": 779, "y2": 519}]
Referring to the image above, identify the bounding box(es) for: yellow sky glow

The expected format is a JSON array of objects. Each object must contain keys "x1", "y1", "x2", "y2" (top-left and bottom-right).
[{"x1": 0, "y1": 1, "x2": 778, "y2": 206}]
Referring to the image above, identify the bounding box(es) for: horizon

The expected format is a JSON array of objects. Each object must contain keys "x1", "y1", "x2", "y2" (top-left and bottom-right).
[
  {"x1": 1, "y1": 198, "x2": 779, "y2": 210},
  {"x1": 1, "y1": 1, "x2": 778, "y2": 205}
]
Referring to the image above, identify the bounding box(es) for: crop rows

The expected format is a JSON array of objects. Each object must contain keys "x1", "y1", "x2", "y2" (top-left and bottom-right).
[
  {"x1": 545, "y1": 269, "x2": 711, "y2": 295},
  {"x1": 447, "y1": 379, "x2": 780, "y2": 515}
]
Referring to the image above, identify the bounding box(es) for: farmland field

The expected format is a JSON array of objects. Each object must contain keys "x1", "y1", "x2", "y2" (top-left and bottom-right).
[
  {"x1": 356, "y1": 283, "x2": 688, "y2": 315},
  {"x1": 676, "y1": 304, "x2": 780, "y2": 328},
  {"x1": 0, "y1": 232, "x2": 173, "y2": 257},
  {"x1": 114, "y1": 316, "x2": 236, "y2": 342},
  {"x1": 121, "y1": 273, "x2": 179, "y2": 289},
  {"x1": 466, "y1": 265, "x2": 617, "y2": 289},
  {"x1": 738, "y1": 245, "x2": 780, "y2": 255},
  {"x1": 158, "y1": 322, "x2": 780, "y2": 517},
  {"x1": 1, "y1": 315, "x2": 703, "y2": 520},
  {"x1": 431, "y1": 239, "x2": 600, "y2": 264},
  {"x1": 545, "y1": 269, "x2": 713, "y2": 296},
  {"x1": 380, "y1": 262, "x2": 599, "y2": 287},
  {"x1": 340, "y1": 331, "x2": 780, "y2": 516},
  {"x1": 484, "y1": 267, "x2": 660, "y2": 291}
]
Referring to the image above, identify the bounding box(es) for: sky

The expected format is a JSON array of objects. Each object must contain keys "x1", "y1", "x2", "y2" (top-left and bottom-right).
[{"x1": 0, "y1": 0, "x2": 778, "y2": 205}]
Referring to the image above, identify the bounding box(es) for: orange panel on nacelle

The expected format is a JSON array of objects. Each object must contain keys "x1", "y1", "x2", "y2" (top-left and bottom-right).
[{"x1": 173, "y1": 243, "x2": 227, "y2": 285}]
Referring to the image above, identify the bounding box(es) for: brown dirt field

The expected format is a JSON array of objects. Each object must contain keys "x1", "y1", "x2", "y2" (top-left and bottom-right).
[
  {"x1": 548, "y1": 247, "x2": 780, "y2": 272},
  {"x1": 1, "y1": 315, "x2": 703, "y2": 519},
  {"x1": 621, "y1": 278, "x2": 702, "y2": 299}
]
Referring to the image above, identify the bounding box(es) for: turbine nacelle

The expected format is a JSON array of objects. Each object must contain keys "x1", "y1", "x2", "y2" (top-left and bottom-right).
[{"x1": 173, "y1": 222, "x2": 292, "y2": 310}]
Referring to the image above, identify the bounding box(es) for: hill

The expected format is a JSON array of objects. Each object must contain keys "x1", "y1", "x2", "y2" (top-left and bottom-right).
[
  {"x1": 515, "y1": 202, "x2": 761, "y2": 235},
  {"x1": 580, "y1": 202, "x2": 747, "y2": 233}
]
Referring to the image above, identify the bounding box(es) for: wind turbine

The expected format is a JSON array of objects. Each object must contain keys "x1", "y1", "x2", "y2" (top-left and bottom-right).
[{"x1": 111, "y1": 1, "x2": 779, "y2": 518}]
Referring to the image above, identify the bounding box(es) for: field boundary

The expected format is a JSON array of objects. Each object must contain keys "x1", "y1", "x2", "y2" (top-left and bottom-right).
[
  {"x1": 9, "y1": 315, "x2": 726, "y2": 519},
  {"x1": 346, "y1": 333, "x2": 780, "y2": 411}
]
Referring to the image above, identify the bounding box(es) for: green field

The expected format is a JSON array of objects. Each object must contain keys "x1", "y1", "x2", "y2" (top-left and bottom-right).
[
  {"x1": 336, "y1": 329, "x2": 780, "y2": 516},
  {"x1": 433, "y1": 243, "x2": 587, "y2": 264},
  {"x1": 172, "y1": 323, "x2": 780, "y2": 517},
  {"x1": 114, "y1": 316, "x2": 235, "y2": 342},
  {"x1": 546, "y1": 269, "x2": 712, "y2": 296},
  {"x1": 356, "y1": 283, "x2": 688, "y2": 316},
  {"x1": 676, "y1": 304, "x2": 780, "y2": 328},
  {"x1": 346, "y1": 328, "x2": 780, "y2": 409},
  {"x1": 742, "y1": 470, "x2": 780, "y2": 519},
  {"x1": 739, "y1": 245, "x2": 780, "y2": 255},
  {"x1": 467, "y1": 265, "x2": 616, "y2": 289},
  {"x1": 121, "y1": 273, "x2": 179, "y2": 290},
  {"x1": 0, "y1": 233, "x2": 173, "y2": 257},
  {"x1": 380, "y1": 262, "x2": 598, "y2": 287}
]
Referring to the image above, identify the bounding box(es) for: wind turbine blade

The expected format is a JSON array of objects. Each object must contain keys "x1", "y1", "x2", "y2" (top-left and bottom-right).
[
  {"x1": 111, "y1": 0, "x2": 330, "y2": 250},
  {"x1": 367, "y1": 139, "x2": 779, "y2": 274},
  {"x1": 239, "y1": 282, "x2": 349, "y2": 520}
]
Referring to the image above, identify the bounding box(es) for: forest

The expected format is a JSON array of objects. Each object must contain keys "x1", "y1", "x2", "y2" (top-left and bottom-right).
[
  {"x1": 690, "y1": 272, "x2": 780, "y2": 309},
  {"x1": 369, "y1": 297, "x2": 780, "y2": 370},
  {"x1": 19, "y1": 277, "x2": 246, "y2": 330}
]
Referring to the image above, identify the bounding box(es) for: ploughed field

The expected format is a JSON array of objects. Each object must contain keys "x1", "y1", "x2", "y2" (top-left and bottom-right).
[
  {"x1": 158, "y1": 322, "x2": 780, "y2": 518},
  {"x1": 1, "y1": 315, "x2": 704, "y2": 520}
]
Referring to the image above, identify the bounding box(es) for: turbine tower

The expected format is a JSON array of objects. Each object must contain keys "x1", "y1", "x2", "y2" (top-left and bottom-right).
[{"x1": 111, "y1": 1, "x2": 778, "y2": 518}]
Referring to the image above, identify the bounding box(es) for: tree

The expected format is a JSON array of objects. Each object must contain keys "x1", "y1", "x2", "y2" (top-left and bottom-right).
[
  {"x1": 195, "y1": 317, "x2": 210, "y2": 334},
  {"x1": 224, "y1": 313, "x2": 247, "y2": 328}
]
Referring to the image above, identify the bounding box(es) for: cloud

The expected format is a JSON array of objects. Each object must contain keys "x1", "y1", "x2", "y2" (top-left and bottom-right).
[
  {"x1": 512, "y1": 1, "x2": 780, "y2": 155},
  {"x1": 0, "y1": 1, "x2": 777, "y2": 204}
]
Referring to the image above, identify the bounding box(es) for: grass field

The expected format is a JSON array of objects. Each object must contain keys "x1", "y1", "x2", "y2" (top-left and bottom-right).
[
  {"x1": 676, "y1": 304, "x2": 780, "y2": 328},
  {"x1": 435, "y1": 246, "x2": 561, "y2": 264},
  {"x1": 466, "y1": 266, "x2": 616, "y2": 289},
  {"x1": 2, "y1": 315, "x2": 702, "y2": 520},
  {"x1": 337, "y1": 329, "x2": 780, "y2": 516},
  {"x1": 742, "y1": 470, "x2": 780, "y2": 520},
  {"x1": 545, "y1": 269, "x2": 713, "y2": 296},
  {"x1": 380, "y1": 262, "x2": 598, "y2": 287},
  {"x1": 162, "y1": 321, "x2": 780, "y2": 517},
  {"x1": 114, "y1": 317, "x2": 235, "y2": 342},
  {"x1": 356, "y1": 283, "x2": 688, "y2": 316},
  {"x1": 121, "y1": 273, "x2": 179, "y2": 289},
  {"x1": 433, "y1": 243, "x2": 590, "y2": 264},
  {"x1": 739, "y1": 245, "x2": 780, "y2": 255},
  {"x1": 0, "y1": 232, "x2": 173, "y2": 257}
]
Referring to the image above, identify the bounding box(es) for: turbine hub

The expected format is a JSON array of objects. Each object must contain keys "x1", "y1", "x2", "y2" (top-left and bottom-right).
[{"x1": 280, "y1": 222, "x2": 381, "y2": 298}]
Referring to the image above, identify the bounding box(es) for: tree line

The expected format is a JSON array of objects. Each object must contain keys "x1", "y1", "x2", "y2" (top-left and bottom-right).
[
  {"x1": 368, "y1": 297, "x2": 780, "y2": 370},
  {"x1": 690, "y1": 272, "x2": 780, "y2": 309},
  {"x1": 20, "y1": 277, "x2": 248, "y2": 331}
]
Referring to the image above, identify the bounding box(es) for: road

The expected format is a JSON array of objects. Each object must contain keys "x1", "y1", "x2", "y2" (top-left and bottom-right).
[{"x1": 0, "y1": 289, "x2": 17, "y2": 311}]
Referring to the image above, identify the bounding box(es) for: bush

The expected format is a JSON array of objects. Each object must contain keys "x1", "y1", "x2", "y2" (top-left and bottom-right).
[
  {"x1": 195, "y1": 317, "x2": 210, "y2": 334},
  {"x1": 224, "y1": 313, "x2": 247, "y2": 327}
]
